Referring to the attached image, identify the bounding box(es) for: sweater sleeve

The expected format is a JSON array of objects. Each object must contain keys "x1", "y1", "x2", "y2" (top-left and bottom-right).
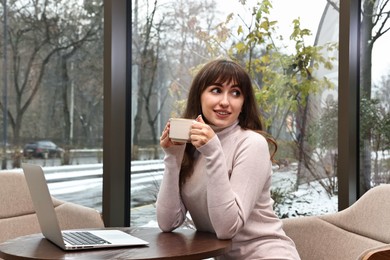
[
  {"x1": 156, "y1": 145, "x2": 187, "y2": 232},
  {"x1": 197, "y1": 132, "x2": 271, "y2": 239}
]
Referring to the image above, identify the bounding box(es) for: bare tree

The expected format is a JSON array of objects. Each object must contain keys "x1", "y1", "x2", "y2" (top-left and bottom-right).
[
  {"x1": 131, "y1": 0, "x2": 220, "y2": 159},
  {"x1": 55, "y1": 1, "x2": 103, "y2": 163},
  {"x1": 359, "y1": 0, "x2": 390, "y2": 193},
  {"x1": 132, "y1": 0, "x2": 161, "y2": 159},
  {"x1": 0, "y1": 0, "x2": 102, "y2": 148}
]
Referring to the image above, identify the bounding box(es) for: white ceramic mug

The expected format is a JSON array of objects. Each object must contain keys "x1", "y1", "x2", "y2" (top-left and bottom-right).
[{"x1": 169, "y1": 118, "x2": 195, "y2": 142}]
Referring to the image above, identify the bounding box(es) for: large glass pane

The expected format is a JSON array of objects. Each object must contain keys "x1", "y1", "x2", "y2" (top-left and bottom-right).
[
  {"x1": 0, "y1": 1, "x2": 104, "y2": 211},
  {"x1": 360, "y1": 0, "x2": 390, "y2": 194},
  {"x1": 131, "y1": 0, "x2": 339, "y2": 226},
  {"x1": 268, "y1": 1, "x2": 339, "y2": 218}
]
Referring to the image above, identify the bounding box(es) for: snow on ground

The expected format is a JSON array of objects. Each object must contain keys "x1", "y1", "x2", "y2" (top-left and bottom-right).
[{"x1": 272, "y1": 168, "x2": 338, "y2": 218}]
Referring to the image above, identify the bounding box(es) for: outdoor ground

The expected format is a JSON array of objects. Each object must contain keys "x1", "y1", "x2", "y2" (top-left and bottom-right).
[{"x1": 272, "y1": 164, "x2": 338, "y2": 218}]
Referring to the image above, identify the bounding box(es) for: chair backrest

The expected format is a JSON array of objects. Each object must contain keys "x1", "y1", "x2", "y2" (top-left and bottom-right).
[
  {"x1": 0, "y1": 171, "x2": 104, "y2": 243},
  {"x1": 320, "y1": 184, "x2": 390, "y2": 243},
  {"x1": 0, "y1": 171, "x2": 43, "y2": 218}
]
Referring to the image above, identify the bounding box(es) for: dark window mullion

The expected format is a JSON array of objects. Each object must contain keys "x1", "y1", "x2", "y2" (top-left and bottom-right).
[{"x1": 338, "y1": 0, "x2": 360, "y2": 211}]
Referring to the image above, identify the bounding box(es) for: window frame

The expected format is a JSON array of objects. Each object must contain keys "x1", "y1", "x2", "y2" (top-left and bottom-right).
[
  {"x1": 103, "y1": 0, "x2": 131, "y2": 227},
  {"x1": 338, "y1": 0, "x2": 360, "y2": 210},
  {"x1": 105, "y1": 0, "x2": 362, "y2": 226}
]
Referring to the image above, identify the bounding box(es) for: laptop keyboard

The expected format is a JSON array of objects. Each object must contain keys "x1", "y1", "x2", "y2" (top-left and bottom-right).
[{"x1": 63, "y1": 231, "x2": 111, "y2": 245}]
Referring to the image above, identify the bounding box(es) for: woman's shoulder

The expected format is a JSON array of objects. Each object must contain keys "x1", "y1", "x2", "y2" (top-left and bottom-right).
[
  {"x1": 229, "y1": 128, "x2": 271, "y2": 159},
  {"x1": 217, "y1": 123, "x2": 267, "y2": 147},
  {"x1": 236, "y1": 127, "x2": 268, "y2": 145}
]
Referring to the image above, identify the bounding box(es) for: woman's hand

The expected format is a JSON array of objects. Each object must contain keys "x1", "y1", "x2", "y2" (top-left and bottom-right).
[
  {"x1": 191, "y1": 115, "x2": 215, "y2": 148},
  {"x1": 160, "y1": 121, "x2": 173, "y2": 148}
]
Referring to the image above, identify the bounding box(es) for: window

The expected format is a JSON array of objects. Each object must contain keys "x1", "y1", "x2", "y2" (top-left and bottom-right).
[
  {"x1": 130, "y1": 0, "x2": 340, "y2": 226},
  {"x1": 359, "y1": 0, "x2": 390, "y2": 194},
  {"x1": 1, "y1": 0, "x2": 104, "y2": 212}
]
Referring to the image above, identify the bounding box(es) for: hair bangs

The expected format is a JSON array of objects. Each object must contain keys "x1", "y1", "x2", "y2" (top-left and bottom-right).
[{"x1": 203, "y1": 61, "x2": 245, "y2": 90}]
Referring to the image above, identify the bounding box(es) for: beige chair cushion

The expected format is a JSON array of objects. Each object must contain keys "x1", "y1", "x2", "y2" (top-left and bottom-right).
[
  {"x1": 0, "y1": 171, "x2": 39, "y2": 218},
  {"x1": 320, "y1": 184, "x2": 390, "y2": 243},
  {"x1": 283, "y1": 216, "x2": 384, "y2": 260}
]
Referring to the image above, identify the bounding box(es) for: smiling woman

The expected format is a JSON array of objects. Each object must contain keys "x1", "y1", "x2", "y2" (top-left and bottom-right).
[{"x1": 156, "y1": 59, "x2": 300, "y2": 259}]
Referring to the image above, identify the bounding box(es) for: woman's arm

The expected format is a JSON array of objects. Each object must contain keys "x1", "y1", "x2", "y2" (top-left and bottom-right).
[{"x1": 156, "y1": 145, "x2": 188, "y2": 232}]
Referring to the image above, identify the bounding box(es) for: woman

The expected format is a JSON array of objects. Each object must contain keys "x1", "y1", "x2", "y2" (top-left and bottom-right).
[{"x1": 156, "y1": 59, "x2": 300, "y2": 259}]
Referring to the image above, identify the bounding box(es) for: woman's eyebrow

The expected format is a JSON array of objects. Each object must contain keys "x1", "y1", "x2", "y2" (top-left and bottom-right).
[{"x1": 212, "y1": 81, "x2": 240, "y2": 88}]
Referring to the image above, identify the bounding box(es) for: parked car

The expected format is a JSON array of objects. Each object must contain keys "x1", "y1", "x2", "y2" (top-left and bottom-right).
[{"x1": 23, "y1": 141, "x2": 64, "y2": 159}]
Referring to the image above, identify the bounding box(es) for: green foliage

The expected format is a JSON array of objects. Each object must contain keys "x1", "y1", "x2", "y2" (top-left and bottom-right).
[
  {"x1": 308, "y1": 99, "x2": 338, "y2": 150},
  {"x1": 225, "y1": 1, "x2": 337, "y2": 134},
  {"x1": 273, "y1": 140, "x2": 297, "y2": 163},
  {"x1": 360, "y1": 98, "x2": 390, "y2": 152},
  {"x1": 185, "y1": 0, "x2": 338, "y2": 151},
  {"x1": 225, "y1": 0, "x2": 339, "y2": 196},
  {"x1": 384, "y1": 112, "x2": 390, "y2": 150},
  {"x1": 271, "y1": 187, "x2": 288, "y2": 212}
]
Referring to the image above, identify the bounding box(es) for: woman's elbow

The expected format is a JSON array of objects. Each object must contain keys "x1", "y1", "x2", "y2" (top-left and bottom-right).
[
  {"x1": 156, "y1": 216, "x2": 178, "y2": 232},
  {"x1": 214, "y1": 228, "x2": 237, "y2": 240},
  {"x1": 158, "y1": 223, "x2": 175, "y2": 232},
  {"x1": 156, "y1": 211, "x2": 184, "y2": 232},
  {"x1": 212, "y1": 216, "x2": 241, "y2": 239}
]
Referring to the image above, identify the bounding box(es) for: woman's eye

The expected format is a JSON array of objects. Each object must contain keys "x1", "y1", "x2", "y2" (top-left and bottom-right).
[
  {"x1": 232, "y1": 90, "x2": 241, "y2": 96},
  {"x1": 211, "y1": 88, "x2": 221, "y2": 94}
]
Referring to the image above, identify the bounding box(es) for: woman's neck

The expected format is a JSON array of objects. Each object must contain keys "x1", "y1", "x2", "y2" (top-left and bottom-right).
[{"x1": 210, "y1": 120, "x2": 239, "y2": 132}]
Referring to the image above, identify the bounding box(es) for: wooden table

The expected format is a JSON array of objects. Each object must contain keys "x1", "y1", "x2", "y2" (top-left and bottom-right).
[
  {"x1": 0, "y1": 227, "x2": 232, "y2": 259},
  {"x1": 361, "y1": 245, "x2": 390, "y2": 260}
]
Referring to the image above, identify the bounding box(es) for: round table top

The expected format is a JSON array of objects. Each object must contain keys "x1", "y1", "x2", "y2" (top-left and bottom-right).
[{"x1": 0, "y1": 227, "x2": 232, "y2": 260}]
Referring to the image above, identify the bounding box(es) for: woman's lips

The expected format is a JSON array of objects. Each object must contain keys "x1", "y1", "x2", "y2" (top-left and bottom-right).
[{"x1": 214, "y1": 110, "x2": 230, "y2": 118}]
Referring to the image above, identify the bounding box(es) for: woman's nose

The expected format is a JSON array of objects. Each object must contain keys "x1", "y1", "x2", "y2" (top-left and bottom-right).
[{"x1": 219, "y1": 94, "x2": 229, "y2": 107}]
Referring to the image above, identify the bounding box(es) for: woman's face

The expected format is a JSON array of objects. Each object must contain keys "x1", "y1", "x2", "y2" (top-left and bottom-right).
[{"x1": 200, "y1": 80, "x2": 244, "y2": 128}]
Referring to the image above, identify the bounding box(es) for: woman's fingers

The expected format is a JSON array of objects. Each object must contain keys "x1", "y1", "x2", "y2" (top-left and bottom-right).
[
  {"x1": 160, "y1": 122, "x2": 171, "y2": 147},
  {"x1": 191, "y1": 119, "x2": 214, "y2": 148}
]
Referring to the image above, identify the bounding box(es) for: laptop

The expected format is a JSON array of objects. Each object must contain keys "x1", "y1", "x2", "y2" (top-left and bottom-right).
[{"x1": 21, "y1": 163, "x2": 149, "y2": 250}]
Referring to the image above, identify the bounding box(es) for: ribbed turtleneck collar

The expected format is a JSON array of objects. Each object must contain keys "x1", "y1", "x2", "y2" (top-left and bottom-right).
[{"x1": 210, "y1": 120, "x2": 240, "y2": 139}]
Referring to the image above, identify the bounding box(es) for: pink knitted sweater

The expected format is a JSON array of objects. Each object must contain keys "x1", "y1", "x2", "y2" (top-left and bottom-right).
[{"x1": 156, "y1": 121, "x2": 300, "y2": 259}]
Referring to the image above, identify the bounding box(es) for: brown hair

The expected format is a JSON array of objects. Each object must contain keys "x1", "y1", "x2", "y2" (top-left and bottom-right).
[{"x1": 180, "y1": 59, "x2": 277, "y2": 186}]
